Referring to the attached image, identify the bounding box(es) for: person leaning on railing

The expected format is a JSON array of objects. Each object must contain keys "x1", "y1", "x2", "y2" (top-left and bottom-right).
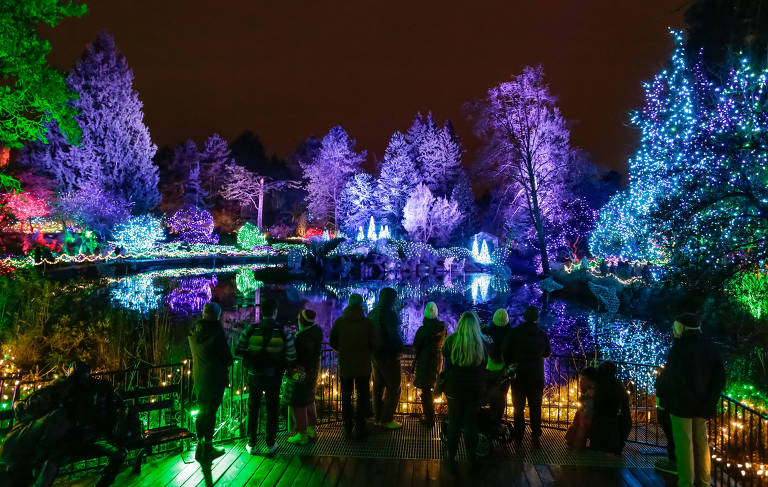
[
  {"x1": 368, "y1": 287, "x2": 405, "y2": 430},
  {"x1": 412, "y1": 302, "x2": 447, "y2": 428},
  {"x1": 235, "y1": 297, "x2": 296, "y2": 457},
  {"x1": 655, "y1": 313, "x2": 725, "y2": 487}
]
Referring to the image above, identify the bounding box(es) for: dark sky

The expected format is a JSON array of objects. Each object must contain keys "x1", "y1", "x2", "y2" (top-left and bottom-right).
[{"x1": 45, "y1": 0, "x2": 684, "y2": 175}]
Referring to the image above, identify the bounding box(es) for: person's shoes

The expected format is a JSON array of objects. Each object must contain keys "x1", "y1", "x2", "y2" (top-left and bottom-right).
[
  {"x1": 531, "y1": 433, "x2": 542, "y2": 448},
  {"x1": 208, "y1": 444, "x2": 225, "y2": 461},
  {"x1": 265, "y1": 444, "x2": 278, "y2": 456},
  {"x1": 654, "y1": 458, "x2": 677, "y2": 475},
  {"x1": 305, "y1": 426, "x2": 317, "y2": 440},
  {"x1": 384, "y1": 421, "x2": 403, "y2": 430},
  {"x1": 245, "y1": 444, "x2": 258, "y2": 456},
  {"x1": 195, "y1": 442, "x2": 206, "y2": 463},
  {"x1": 287, "y1": 433, "x2": 309, "y2": 446}
]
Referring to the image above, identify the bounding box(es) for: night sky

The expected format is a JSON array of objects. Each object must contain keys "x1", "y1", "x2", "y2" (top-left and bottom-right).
[{"x1": 45, "y1": 0, "x2": 684, "y2": 175}]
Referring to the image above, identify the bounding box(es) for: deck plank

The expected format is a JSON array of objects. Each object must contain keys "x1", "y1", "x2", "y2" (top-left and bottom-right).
[
  {"x1": 259, "y1": 455, "x2": 293, "y2": 487},
  {"x1": 306, "y1": 455, "x2": 334, "y2": 487},
  {"x1": 398, "y1": 459, "x2": 415, "y2": 487}
]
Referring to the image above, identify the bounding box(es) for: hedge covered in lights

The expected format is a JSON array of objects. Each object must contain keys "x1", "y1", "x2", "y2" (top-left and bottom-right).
[
  {"x1": 112, "y1": 215, "x2": 164, "y2": 251},
  {"x1": 236, "y1": 222, "x2": 267, "y2": 250}
]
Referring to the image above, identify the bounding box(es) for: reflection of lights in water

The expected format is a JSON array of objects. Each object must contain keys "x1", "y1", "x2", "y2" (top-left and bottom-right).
[
  {"x1": 470, "y1": 274, "x2": 492, "y2": 303},
  {"x1": 165, "y1": 276, "x2": 218, "y2": 316},
  {"x1": 110, "y1": 277, "x2": 162, "y2": 314},
  {"x1": 235, "y1": 269, "x2": 263, "y2": 295}
]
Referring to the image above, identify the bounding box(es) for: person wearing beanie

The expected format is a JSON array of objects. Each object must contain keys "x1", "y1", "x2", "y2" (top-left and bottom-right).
[
  {"x1": 188, "y1": 301, "x2": 233, "y2": 463},
  {"x1": 482, "y1": 308, "x2": 514, "y2": 426},
  {"x1": 655, "y1": 313, "x2": 724, "y2": 486},
  {"x1": 502, "y1": 305, "x2": 551, "y2": 444},
  {"x1": 330, "y1": 293, "x2": 377, "y2": 439},
  {"x1": 288, "y1": 308, "x2": 323, "y2": 445},
  {"x1": 235, "y1": 297, "x2": 296, "y2": 456},
  {"x1": 412, "y1": 302, "x2": 447, "y2": 427}
]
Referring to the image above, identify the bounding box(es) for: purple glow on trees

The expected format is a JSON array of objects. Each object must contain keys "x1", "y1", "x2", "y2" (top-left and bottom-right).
[
  {"x1": 219, "y1": 163, "x2": 299, "y2": 229},
  {"x1": 402, "y1": 183, "x2": 462, "y2": 245},
  {"x1": 339, "y1": 172, "x2": 377, "y2": 235},
  {"x1": 418, "y1": 122, "x2": 462, "y2": 195},
  {"x1": 300, "y1": 126, "x2": 366, "y2": 228},
  {"x1": 55, "y1": 181, "x2": 132, "y2": 238},
  {"x1": 377, "y1": 131, "x2": 417, "y2": 230},
  {"x1": 167, "y1": 206, "x2": 218, "y2": 244},
  {"x1": 21, "y1": 33, "x2": 159, "y2": 214},
  {"x1": 199, "y1": 133, "x2": 233, "y2": 201},
  {"x1": 469, "y1": 65, "x2": 572, "y2": 275}
]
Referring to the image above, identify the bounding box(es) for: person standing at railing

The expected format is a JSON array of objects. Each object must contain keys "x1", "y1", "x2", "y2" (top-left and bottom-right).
[
  {"x1": 288, "y1": 309, "x2": 322, "y2": 446},
  {"x1": 368, "y1": 287, "x2": 405, "y2": 430},
  {"x1": 482, "y1": 308, "x2": 514, "y2": 426},
  {"x1": 655, "y1": 313, "x2": 725, "y2": 487},
  {"x1": 589, "y1": 361, "x2": 631, "y2": 454},
  {"x1": 413, "y1": 302, "x2": 447, "y2": 428},
  {"x1": 188, "y1": 302, "x2": 233, "y2": 464},
  {"x1": 330, "y1": 293, "x2": 377, "y2": 440},
  {"x1": 442, "y1": 311, "x2": 487, "y2": 472},
  {"x1": 235, "y1": 297, "x2": 296, "y2": 456},
  {"x1": 502, "y1": 305, "x2": 551, "y2": 445}
]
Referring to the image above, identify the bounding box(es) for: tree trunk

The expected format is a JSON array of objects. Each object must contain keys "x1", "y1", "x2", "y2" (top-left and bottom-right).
[
  {"x1": 526, "y1": 156, "x2": 550, "y2": 275},
  {"x1": 257, "y1": 177, "x2": 264, "y2": 230}
]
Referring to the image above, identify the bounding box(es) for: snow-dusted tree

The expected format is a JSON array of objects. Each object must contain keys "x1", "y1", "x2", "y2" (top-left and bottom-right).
[
  {"x1": 19, "y1": 32, "x2": 160, "y2": 214},
  {"x1": 377, "y1": 131, "x2": 418, "y2": 230},
  {"x1": 404, "y1": 113, "x2": 435, "y2": 174},
  {"x1": 402, "y1": 184, "x2": 462, "y2": 245},
  {"x1": 469, "y1": 65, "x2": 571, "y2": 275},
  {"x1": 219, "y1": 163, "x2": 298, "y2": 229},
  {"x1": 339, "y1": 173, "x2": 377, "y2": 234},
  {"x1": 450, "y1": 174, "x2": 477, "y2": 243},
  {"x1": 200, "y1": 133, "x2": 232, "y2": 198},
  {"x1": 300, "y1": 126, "x2": 366, "y2": 228}
]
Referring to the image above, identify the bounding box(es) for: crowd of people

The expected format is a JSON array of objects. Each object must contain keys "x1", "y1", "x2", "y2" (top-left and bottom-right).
[{"x1": 0, "y1": 290, "x2": 725, "y2": 487}]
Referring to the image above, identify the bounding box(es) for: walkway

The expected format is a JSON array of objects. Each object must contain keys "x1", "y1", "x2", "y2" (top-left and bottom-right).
[{"x1": 54, "y1": 419, "x2": 674, "y2": 486}]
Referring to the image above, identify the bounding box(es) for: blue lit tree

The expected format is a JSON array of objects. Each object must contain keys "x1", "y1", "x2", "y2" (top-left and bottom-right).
[
  {"x1": 377, "y1": 131, "x2": 417, "y2": 231},
  {"x1": 338, "y1": 172, "x2": 378, "y2": 235}
]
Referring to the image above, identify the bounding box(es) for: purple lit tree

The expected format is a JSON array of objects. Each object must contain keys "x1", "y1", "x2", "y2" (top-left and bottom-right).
[
  {"x1": 54, "y1": 181, "x2": 132, "y2": 238},
  {"x1": 469, "y1": 65, "x2": 572, "y2": 275},
  {"x1": 377, "y1": 131, "x2": 418, "y2": 231},
  {"x1": 167, "y1": 206, "x2": 217, "y2": 244},
  {"x1": 22, "y1": 32, "x2": 159, "y2": 214},
  {"x1": 402, "y1": 183, "x2": 462, "y2": 245},
  {"x1": 339, "y1": 172, "x2": 378, "y2": 235},
  {"x1": 200, "y1": 133, "x2": 233, "y2": 200},
  {"x1": 183, "y1": 160, "x2": 208, "y2": 208},
  {"x1": 300, "y1": 126, "x2": 366, "y2": 228}
]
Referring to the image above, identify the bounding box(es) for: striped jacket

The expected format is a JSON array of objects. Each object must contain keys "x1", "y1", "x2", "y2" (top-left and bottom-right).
[{"x1": 235, "y1": 318, "x2": 296, "y2": 376}]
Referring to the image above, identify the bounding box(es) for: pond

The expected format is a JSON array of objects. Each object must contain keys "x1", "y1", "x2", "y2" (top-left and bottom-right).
[{"x1": 98, "y1": 263, "x2": 672, "y2": 371}]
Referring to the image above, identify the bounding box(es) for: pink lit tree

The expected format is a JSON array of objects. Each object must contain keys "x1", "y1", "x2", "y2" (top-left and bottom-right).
[{"x1": 469, "y1": 65, "x2": 572, "y2": 275}]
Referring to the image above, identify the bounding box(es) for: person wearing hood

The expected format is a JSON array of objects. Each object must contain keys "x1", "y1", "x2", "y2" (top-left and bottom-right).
[
  {"x1": 412, "y1": 302, "x2": 446, "y2": 427},
  {"x1": 483, "y1": 308, "x2": 513, "y2": 426},
  {"x1": 502, "y1": 305, "x2": 551, "y2": 444},
  {"x1": 330, "y1": 294, "x2": 377, "y2": 439},
  {"x1": 288, "y1": 309, "x2": 323, "y2": 445},
  {"x1": 368, "y1": 287, "x2": 404, "y2": 430},
  {"x1": 188, "y1": 302, "x2": 233, "y2": 463}
]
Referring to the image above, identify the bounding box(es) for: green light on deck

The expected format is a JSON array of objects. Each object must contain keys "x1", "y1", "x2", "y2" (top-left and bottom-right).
[{"x1": 189, "y1": 408, "x2": 200, "y2": 417}]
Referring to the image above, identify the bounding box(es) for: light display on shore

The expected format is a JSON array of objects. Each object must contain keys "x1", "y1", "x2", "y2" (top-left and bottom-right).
[
  {"x1": 236, "y1": 222, "x2": 267, "y2": 250},
  {"x1": 470, "y1": 235, "x2": 492, "y2": 265},
  {"x1": 112, "y1": 215, "x2": 164, "y2": 251}
]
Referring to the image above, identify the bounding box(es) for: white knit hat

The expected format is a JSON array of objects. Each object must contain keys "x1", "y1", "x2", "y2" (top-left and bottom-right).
[{"x1": 424, "y1": 302, "x2": 439, "y2": 319}]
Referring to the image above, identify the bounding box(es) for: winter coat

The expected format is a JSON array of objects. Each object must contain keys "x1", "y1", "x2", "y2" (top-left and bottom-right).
[
  {"x1": 655, "y1": 330, "x2": 725, "y2": 419},
  {"x1": 188, "y1": 319, "x2": 233, "y2": 402},
  {"x1": 589, "y1": 376, "x2": 631, "y2": 454},
  {"x1": 368, "y1": 288, "x2": 404, "y2": 360},
  {"x1": 235, "y1": 317, "x2": 296, "y2": 377},
  {"x1": 502, "y1": 320, "x2": 551, "y2": 385},
  {"x1": 329, "y1": 305, "x2": 377, "y2": 378},
  {"x1": 441, "y1": 334, "x2": 487, "y2": 400},
  {"x1": 482, "y1": 324, "x2": 513, "y2": 367},
  {"x1": 291, "y1": 324, "x2": 323, "y2": 407},
  {"x1": 413, "y1": 318, "x2": 446, "y2": 389}
]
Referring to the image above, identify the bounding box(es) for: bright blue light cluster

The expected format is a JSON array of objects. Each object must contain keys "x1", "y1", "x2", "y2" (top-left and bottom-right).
[{"x1": 112, "y1": 215, "x2": 164, "y2": 251}]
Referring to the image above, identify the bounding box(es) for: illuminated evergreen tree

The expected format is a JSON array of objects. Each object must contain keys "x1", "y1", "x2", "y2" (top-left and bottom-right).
[
  {"x1": 377, "y1": 131, "x2": 417, "y2": 231},
  {"x1": 339, "y1": 172, "x2": 377, "y2": 235}
]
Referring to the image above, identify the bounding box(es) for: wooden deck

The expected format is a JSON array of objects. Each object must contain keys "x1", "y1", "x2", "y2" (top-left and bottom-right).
[{"x1": 51, "y1": 417, "x2": 680, "y2": 486}]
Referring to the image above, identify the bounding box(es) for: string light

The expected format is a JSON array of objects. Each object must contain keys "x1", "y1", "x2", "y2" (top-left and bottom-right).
[{"x1": 112, "y1": 215, "x2": 164, "y2": 251}]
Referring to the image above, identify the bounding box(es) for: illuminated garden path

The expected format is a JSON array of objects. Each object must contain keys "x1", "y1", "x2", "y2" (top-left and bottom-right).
[{"x1": 54, "y1": 420, "x2": 672, "y2": 486}]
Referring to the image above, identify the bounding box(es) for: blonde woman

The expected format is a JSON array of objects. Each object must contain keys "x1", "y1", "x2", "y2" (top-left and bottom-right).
[{"x1": 441, "y1": 311, "x2": 487, "y2": 471}]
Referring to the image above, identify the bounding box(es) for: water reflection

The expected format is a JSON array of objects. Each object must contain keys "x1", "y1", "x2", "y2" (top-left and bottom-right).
[{"x1": 165, "y1": 276, "x2": 218, "y2": 316}]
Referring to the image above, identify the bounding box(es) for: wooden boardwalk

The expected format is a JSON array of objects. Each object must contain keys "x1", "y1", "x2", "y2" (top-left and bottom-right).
[{"x1": 52, "y1": 421, "x2": 679, "y2": 487}]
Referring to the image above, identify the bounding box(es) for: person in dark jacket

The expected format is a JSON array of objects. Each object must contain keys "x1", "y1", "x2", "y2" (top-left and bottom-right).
[
  {"x1": 330, "y1": 294, "x2": 377, "y2": 439},
  {"x1": 368, "y1": 287, "x2": 404, "y2": 430},
  {"x1": 288, "y1": 309, "x2": 322, "y2": 445},
  {"x1": 655, "y1": 313, "x2": 725, "y2": 487},
  {"x1": 188, "y1": 302, "x2": 233, "y2": 463},
  {"x1": 413, "y1": 302, "x2": 447, "y2": 427},
  {"x1": 589, "y1": 361, "x2": 631, "y2": 454},
  {"x1": 483, "y1": 308, "x2": 513, "y2": 426},
  {"x1": 235, "y1": 297, "x2": 296, "y2": 456},
  {"x1": 502, "y1": 306, "x2": 551, "y2": 443},
  {"x1": 442, "y1": 311, "x2": 487, "y2": 471}
]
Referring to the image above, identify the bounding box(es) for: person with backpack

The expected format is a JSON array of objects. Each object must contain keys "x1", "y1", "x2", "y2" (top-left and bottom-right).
[
  {"x1": 589, "y1": 361, "x2": 631, "y2": 454},
  {"x1": 412, "y1": 302, "x2": 447, "y2": 428},
  {"x1": 288, "y1": 308, "x2": 322, "y2": 446},
  {"x1": 235, "y1": 298, "x2": 296, "y2": 456}
]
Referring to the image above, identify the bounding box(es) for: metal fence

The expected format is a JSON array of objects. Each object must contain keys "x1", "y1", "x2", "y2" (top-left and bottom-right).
[{"x1": 2, "y1": 351, "x2": 767, "y2": 485}]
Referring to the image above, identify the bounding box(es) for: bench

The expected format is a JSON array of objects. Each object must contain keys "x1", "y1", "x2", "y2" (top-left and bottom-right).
[{"x1": 121, "y1": 384, "x2": 194, "y2": 474}]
